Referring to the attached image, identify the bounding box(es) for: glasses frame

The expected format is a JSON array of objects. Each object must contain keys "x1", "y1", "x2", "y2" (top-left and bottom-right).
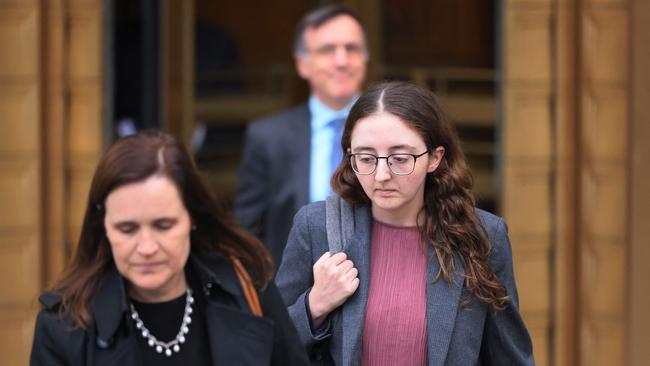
[
  {"x1": 349, "y1": 150, "x2": 430, "y2": 176},
  {"x1": 305, "y1": 42, "x2": 368, "y2": 59}
]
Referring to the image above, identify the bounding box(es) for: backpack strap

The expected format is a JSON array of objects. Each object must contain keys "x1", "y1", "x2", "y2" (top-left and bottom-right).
[
  {"x1": 325, "y1": 195, "x2": 355, "y2": 253},
  {"x1": 230, "y1": 257, "x2": 263, "y2": 317}
]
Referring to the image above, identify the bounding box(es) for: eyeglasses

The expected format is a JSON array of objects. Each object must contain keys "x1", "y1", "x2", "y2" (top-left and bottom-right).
[
  {"x1": 349, "y1": 151, "x2": 430, "y2": 175},
  {"x1": 307, "y1": 43, "x2": 367, "y2": 58}
]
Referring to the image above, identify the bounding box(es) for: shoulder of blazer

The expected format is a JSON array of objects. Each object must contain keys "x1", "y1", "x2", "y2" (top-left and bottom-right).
[
  {"x1": 298, "y1": 200, "x2": 326, "y2": 224},
  {"x1": 296, "y1": 200, "x2": 372, "y2": 242},
  {"x1": 474, "y1": 208, "x2": 511, "y2": 267},
  {"x1": 475, "y1": 208, "x2": 504, "y2": 239},
  {"x1": 248, "y1": 104, "x2": 310, "y2": 131}
]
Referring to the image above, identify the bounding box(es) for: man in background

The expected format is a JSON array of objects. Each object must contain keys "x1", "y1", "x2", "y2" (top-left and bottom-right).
[{"x1": 234, "y1": 4, "x2": 368, "y2": 266}]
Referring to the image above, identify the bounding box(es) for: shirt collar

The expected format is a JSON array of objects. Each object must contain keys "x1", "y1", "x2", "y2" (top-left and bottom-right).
[{"x1": 309, "y1": 95, "x2": 358, "y2": 130}]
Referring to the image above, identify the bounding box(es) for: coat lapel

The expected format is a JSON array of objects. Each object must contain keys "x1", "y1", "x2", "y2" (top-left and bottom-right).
[
  {"x1": 425, "y1": 247, "x2": 464, "y2": 366},
  {"x1": 91, "y1": 265, "x2": 130, "y2": 345},
  {"x1": 340, "y1": 206, "x2": 372, "y2": 366},
  {"x1": 89, "y1": 265, "x2": 141, "y2": 366}
]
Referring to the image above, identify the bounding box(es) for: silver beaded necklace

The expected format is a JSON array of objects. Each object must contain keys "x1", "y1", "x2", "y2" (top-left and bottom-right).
[{"x1": 129, "y1": 289, "x2": 194, "y2": 357}]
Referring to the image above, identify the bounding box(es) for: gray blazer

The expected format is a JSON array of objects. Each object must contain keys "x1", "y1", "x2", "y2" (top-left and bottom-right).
[
  {"x1": 234, "y1": 104, "x2": 311, "y2": 266},
  {"x1": 276, "y1": 201, "x2": 534, "y2": 366}
]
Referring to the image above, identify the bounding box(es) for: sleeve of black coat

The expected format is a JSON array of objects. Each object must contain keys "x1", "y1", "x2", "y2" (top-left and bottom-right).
[
  {"x1": 479, "y1": 218, "x2": 536, "y2": 365},
  {"x1": 259, "y1": 282, "x2": 310, "y2": 365},
  {"x1": 233, "y1": 121, "x2": 269, "y2": 237},
  {"x1": 30, "y1": 309, "x2": 84, "y2": 366}
]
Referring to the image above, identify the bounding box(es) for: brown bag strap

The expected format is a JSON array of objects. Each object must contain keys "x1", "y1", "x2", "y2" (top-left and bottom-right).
[{"x1": 230, "y1": 257, "x2": 263, "y2": 317}]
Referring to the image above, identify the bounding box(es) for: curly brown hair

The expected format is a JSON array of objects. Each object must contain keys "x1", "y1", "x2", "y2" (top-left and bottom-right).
[
  {"x1": 331, "y1": 81, "x2": 509, "y2": 309},
  {"x1": 50, "y1": 130, "x2": 274, "y2": 328}
]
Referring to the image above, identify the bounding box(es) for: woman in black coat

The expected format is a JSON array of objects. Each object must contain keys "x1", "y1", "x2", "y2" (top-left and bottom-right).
[{"x1": 30, "y1": 130, "x2": 309, "y2": 366}]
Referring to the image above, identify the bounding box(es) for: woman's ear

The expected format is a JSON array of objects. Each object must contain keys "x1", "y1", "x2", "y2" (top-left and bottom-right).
[{"x1": 427, "y1": 146, "x2": 445, "y2": 173}]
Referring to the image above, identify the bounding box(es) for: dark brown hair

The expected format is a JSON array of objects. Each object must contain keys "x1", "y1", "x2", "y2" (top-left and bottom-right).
[
  {"x1": 51, "y1": 130, "x2": 273, "y2": 327},
  {"x1": 332, "y1": 81, "x2": 509, "y2": 309},
  {"x1": 293, "y1": 4, "x2": 367, "y2": 55}
]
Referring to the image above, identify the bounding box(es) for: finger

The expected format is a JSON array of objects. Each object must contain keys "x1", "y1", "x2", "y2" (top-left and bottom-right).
[
  {"x1": 328, "y1": 252, "x2": 348, "y2": 265},
  {"x1": 345, "y1": 267, "x2": 359, "y2": 279},
  {"x1": 337, "y1": 259, "x2": 354, "y2": 272},
  {"x1": 315, "y1": 251, "x2": 331, "y2": 265},
  {"x1": 348, "y1": 277, "x2": 360, "y2": 292}
]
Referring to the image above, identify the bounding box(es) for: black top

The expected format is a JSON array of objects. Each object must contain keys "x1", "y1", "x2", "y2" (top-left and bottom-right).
[{"x1": 130, "y1": 270, "x2": 211, "y2": 366}]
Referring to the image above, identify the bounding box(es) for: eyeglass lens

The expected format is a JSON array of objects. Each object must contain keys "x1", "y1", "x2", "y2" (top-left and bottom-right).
[{"x1": 351, "y1": 154, "x2": 415, "y2": 175}]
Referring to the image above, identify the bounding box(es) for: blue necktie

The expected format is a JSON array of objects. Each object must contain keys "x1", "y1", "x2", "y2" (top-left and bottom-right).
[{"x1": 330, "y1": 117, "x2": 345, "y2": 179}]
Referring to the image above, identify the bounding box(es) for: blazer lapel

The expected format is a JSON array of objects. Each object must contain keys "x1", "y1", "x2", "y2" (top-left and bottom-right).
[
  {"x1": 425, "y1": 247, "x2": 464, "y2": 366},
  {"x1": 340, "y1": 206, "x2": 372, "y2": 366}
]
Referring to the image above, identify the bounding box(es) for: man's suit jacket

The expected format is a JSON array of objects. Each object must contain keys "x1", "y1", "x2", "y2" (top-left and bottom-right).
[
  {"x1": 234, "y1": 104, "x2": 311, "y2": 267},
  {"x1": 276, "y1": 200, "x2": 535, "y2": 366}
]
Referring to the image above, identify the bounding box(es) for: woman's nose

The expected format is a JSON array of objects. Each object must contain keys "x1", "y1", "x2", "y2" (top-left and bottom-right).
[
  {"x1": 136, "y1": 229, "x2": 158, "y2": 255},
  {"x1": 374, "y1": 159, "x2": 391, "y2": 181}
]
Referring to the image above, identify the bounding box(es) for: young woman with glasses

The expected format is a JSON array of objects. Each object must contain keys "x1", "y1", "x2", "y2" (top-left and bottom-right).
[{"x1": 276, "y1": 81, "x2": 534, "y2": 365}]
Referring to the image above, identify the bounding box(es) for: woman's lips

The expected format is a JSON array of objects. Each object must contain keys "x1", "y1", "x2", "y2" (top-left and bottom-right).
[
  {"x1": 375, "y1": 188, "x2": 396, "y2": 197},
  {"x1": 133, "y1": 261, "x2": 163, "y2": 272}
]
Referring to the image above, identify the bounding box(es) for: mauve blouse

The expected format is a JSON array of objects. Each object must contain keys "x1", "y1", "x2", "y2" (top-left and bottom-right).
[{"x1": 361, "y1": 220, "x2": 428, "y2": 366}]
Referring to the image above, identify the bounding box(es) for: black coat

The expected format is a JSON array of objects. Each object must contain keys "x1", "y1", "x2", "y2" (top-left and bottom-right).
[{"x1": 30, "y1": 251, "x2": 309, "y2": 366}]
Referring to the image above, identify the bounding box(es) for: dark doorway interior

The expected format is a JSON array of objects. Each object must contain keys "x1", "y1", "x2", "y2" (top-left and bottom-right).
[{"x1": 112, "y1": 0, "x2": 160, "y2": 139}]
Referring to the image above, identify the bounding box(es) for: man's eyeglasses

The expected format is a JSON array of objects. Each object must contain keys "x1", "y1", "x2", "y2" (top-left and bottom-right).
[
  {"x1": 307, "y1": 43, "x2": 366, "y2": 58},
  {"x1": 349, "y1": 151, "x2": 430, "y2": 175}
]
